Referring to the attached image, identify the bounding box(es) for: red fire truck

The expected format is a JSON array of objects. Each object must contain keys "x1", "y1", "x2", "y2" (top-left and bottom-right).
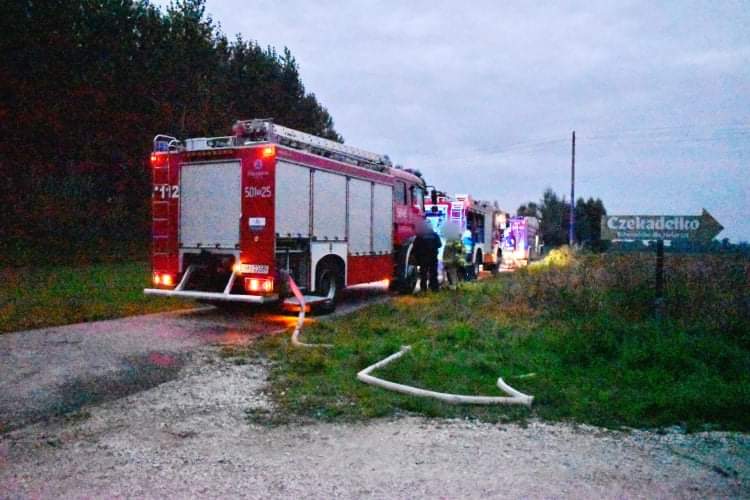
[
  {"x1": 425, "y1": 191, "x2": 508, "y2": 276},
  {"x1": 143, "y1": 119, "x2": 427, "y2": 311}
]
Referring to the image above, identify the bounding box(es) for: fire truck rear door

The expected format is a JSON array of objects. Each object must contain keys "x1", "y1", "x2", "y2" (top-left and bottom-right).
[{"x1": 180, "y1": 161, "x2": 242, "y2": 249}]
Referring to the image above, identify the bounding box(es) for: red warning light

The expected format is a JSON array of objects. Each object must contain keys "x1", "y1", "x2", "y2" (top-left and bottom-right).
[
  {"x1": 261, "y1": 145, "x2": 275, "y2": 158},
  {"x1": 150, "y1": 152, "x2": 167, "y2": 167}
]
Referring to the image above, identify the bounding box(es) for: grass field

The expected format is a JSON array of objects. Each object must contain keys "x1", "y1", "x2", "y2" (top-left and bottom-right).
[
  {"x1": 0, "y1": 261, "x2": 189, "y2": 333},
  {"x1": 255, "y1": 249, "x2": 750, "y2": 431}
]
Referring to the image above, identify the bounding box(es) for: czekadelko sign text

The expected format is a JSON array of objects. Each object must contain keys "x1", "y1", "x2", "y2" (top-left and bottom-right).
[{"x1": 601, "y1": 209, "x2": 723, "y2": 242}]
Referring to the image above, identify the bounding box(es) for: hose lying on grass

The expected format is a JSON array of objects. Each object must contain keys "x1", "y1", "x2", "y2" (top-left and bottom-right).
[
  {"x1": 286, "y1": 276, "x2": 533, "y2": 406},
  {"x1": 356, "y1": 345, "x2": 534, "y2": 407},
  {"x1": 288, "y1": 276, "x2": 332, "y2": 349}
]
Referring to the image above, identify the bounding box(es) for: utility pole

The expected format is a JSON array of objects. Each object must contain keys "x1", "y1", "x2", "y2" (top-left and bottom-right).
[{"x1": 569, "y1": 130, "x2": 576, "y2": 246}]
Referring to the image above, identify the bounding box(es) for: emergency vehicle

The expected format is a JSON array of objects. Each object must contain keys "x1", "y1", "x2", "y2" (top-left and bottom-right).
[
  {"x1": 143, "y1": 119, "x2": 427, "y2": 311},
  {"x1": 424, "y1": 191, "x2": 507, "y2": 276},
  {"x1": 501, "y1": 216, "x2": 542, "y2": 268}
]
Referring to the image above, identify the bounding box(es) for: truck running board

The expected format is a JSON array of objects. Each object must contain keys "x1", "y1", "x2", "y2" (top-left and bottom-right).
[
  {"x1": 143, "y1": 288, "x2": 278, "y2": 303},
  {"x1": 282, "y1": 295, "x2": 333, "y2": 311},
  {"x1": 283, "y1": 295, "x2": 332, "y2": 306}
]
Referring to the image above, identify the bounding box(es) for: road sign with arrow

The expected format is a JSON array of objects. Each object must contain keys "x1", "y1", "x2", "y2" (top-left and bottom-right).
[{"x1": 601, "y1": 209, "x2": 723, "y2": 242}]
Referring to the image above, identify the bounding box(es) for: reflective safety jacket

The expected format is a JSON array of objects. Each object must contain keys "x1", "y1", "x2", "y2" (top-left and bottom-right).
[{"x1": 443, "y1": 239, "x2": 467, "y2": 267}]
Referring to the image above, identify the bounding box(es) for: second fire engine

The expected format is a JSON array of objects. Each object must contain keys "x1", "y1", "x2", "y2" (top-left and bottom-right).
[{"x1": 425, "y1": 190, "x2": 508, "y2": 277}]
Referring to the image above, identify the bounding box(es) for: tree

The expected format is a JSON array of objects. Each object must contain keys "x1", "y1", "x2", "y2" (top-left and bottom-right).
[
  {"x1": 0, "y1": 0, "x2": 344, "y2": 265},
  {"x1": 517, "y1": 202, "x2": 540, "y2": 218},
  {"x1": 518, "y1": 189, "x2": 607, "y2": 251},
  {"x1": 575, "y1": 197, "x2": 607, "y2": 251}
]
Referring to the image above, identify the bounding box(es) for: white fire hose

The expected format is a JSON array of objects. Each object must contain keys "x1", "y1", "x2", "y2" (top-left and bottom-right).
[
  {"x1": 288, "y1": 276, "x2": 332, "y2": 348},
  {"x1": 357, "y1": 346, "x2": 533, "y2": 407},
  {"x1": 286, "y1": 277, "x2": 533, "y2": 406}
]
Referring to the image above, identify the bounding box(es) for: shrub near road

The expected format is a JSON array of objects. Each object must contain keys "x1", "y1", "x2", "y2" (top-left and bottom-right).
[{"x1": 258, "y1": 249, "x2": 750, "y2": 431}]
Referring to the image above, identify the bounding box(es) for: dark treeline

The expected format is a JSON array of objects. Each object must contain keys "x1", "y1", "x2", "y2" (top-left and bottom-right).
[
  {"x1": 0, "y1": 0, "x2": 341, "y2": 265},
  {"x1": 518, "y1": 188, "x2": 607, "y2": 251}
]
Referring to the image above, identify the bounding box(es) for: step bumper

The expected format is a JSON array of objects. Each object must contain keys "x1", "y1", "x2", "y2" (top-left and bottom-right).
[{"x1": 144, "y1": 288, "x2": 278, "y2": 304}]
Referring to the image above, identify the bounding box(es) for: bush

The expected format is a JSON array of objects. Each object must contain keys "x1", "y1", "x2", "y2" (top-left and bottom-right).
[{"x1": 512, "y1": 252, "x2": 749, "y2": 330}]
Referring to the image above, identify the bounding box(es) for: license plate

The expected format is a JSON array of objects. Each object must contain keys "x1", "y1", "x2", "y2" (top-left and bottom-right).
[{"x1": 240, "y1": 264, "x2": 269, "y2": 274}]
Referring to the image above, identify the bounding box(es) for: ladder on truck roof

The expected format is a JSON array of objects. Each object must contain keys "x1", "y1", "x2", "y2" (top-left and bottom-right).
[
  {"x1": 233, "y1": 119, "x2": 392, "y2": 172},
  {"x1": 450, "y1": 201, "x2": 465, "y2": 226}
]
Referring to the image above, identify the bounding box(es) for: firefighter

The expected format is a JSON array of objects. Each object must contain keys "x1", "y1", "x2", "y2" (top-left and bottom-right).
[
  {"x1": 462, "y1": 229, "x2": 476, "y2": 280},
  {"x1": 413, "y1": 219, "x2": 442, "y2": 292},
  {"x1": 442, "y1": 221, "x2": 466, "y2": 289}
]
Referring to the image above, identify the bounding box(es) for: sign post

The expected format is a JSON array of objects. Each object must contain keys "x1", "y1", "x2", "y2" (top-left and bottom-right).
[
  {"x1": 655, "y1": 239, "x2": 665, "y2": 318},
  {"x1": 601, "y1": 209, "x2": 723, "y2": 318}
]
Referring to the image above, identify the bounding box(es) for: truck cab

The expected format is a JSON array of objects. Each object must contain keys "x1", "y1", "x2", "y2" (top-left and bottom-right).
[{"x1": 392, "y1": 168, "x2": 426, "y2": 245}]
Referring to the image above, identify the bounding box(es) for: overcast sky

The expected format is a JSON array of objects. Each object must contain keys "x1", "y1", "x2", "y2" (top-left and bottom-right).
[{"x1": 160, "y1": 0, "x2": 748, "y2": 241}]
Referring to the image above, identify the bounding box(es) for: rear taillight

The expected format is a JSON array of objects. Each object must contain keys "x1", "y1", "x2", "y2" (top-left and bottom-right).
[
  {"x1": 245, "y1": 277, "x2": 274, "y2": 294},
  {"x1": 153, "y1": 273, "x2": 174, "y2": 287}
]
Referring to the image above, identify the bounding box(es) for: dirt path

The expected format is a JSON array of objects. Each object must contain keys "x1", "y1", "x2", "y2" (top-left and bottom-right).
[
  {"x1": 0, "y1": 283, "x2": 389, "y2": 432},
  {"x1": 1, "y1": 344, "x2": 748, "y2": 499}
]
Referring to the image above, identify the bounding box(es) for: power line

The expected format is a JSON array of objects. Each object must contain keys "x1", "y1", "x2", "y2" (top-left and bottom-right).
[
  {"x1": 409, "y1": 124, "x2": 749, "y2": 164},
  {"x1": 580, "y1": 124, "x2": 750, "y2": 140}
]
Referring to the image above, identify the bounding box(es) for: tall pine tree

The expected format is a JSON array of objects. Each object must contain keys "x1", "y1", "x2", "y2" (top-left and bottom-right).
[{"x1": 1, "y1": 0, "x2": 342, "y2": 264}]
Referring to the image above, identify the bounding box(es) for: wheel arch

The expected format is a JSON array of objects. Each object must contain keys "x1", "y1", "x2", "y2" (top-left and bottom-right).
[
  {"x1": 310, "y1": 242, "x2": 347, "y2": 292},
  {"x1": 314, "y1": 254, "x2": 345, "y2": 289}
]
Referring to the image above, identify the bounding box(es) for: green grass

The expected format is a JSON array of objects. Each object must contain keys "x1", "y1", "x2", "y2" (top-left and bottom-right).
[
  {"x1": 255, "y1": 253, "x2": 750, "y2": 431},
  {"x1": 0, "y1": 261, "x2": 190, "y2": 333}
]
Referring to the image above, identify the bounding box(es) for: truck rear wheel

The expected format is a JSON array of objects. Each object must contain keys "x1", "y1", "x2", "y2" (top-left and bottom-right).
[
  {"x1": 466, "y1": 252, "x2": 481, "y2": 281},
  {"x1": 394, "y1": 246, "x2": 418, "y2": 294},
  {"x1": 315, "y1": 260, "x2": 342, "y2": 313},
  {"x1": 491, "y1": 250, "x2": 501, "y2": 275}
]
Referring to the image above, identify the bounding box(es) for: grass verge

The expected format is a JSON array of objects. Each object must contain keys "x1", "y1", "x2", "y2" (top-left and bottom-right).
[
  {"x1": 256, "y1": 252, "x2": 750, "y2": 431},
  {"x1": 0, "y1": 261, "x2": 190, "y2": 333}
]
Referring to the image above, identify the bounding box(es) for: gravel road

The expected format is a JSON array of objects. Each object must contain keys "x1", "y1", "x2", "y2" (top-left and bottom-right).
[
  {"x1": 1, "y1": 281, "x2": 748, "y2": 498},
  {"x1": 1, "y1": 346, "x2": 747, "y2": 499}
]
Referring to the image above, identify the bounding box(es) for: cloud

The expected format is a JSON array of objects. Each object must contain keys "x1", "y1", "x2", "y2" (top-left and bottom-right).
[
  {"x1": 155, "y1": 0, "x2": 750, "y2": 241},
  {"x1": 676, "y1": 46, "x2": 750, "y2": 70}
]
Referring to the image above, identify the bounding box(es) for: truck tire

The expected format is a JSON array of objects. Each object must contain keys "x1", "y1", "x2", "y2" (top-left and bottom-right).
[
  {"x1": 491, "y1": 250, "x2": 501, "y2": 275},
  {"x1": 315, "y1": 261, "x2": 342, "y2": 313},
  {"x1": 466, "y1": 251, "x2": 481, "y2": 281},
  {"x1": 394, "y1": 245, "x2": 418, "y2": 294}
]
